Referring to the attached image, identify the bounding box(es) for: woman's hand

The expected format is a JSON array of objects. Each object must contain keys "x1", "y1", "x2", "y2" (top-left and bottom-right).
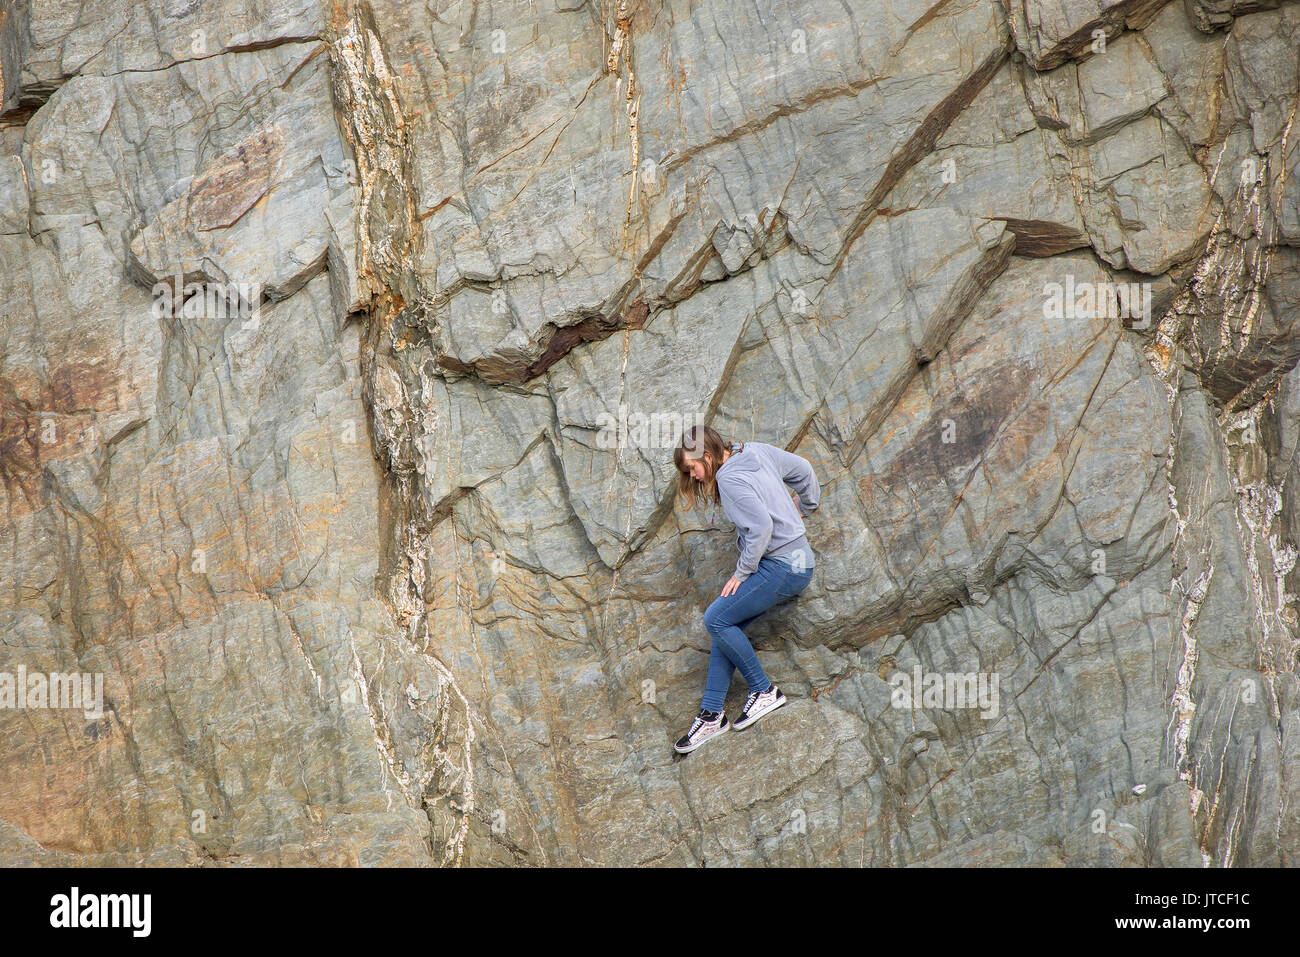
[{"x1": 721, "y1": 575, "x2": 743, "y2": 597}]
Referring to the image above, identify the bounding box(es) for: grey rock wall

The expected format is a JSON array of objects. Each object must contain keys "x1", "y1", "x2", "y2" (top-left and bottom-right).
[{"x1": 1, "y1": 0, "x2": 1298, "y2": 865}]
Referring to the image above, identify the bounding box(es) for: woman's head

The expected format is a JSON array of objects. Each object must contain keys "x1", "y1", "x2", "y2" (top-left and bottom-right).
[{"x1": 673, "y1": 424, "x2": 734, "y2": 509}]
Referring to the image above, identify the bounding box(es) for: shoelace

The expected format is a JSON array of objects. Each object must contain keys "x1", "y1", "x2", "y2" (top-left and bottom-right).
[
  {"x1": 689, "y1": 711, "x2": 721, "y2": 737},
  {"x1": 743, "y1": 690, "x2": 762, "y2": 713}
]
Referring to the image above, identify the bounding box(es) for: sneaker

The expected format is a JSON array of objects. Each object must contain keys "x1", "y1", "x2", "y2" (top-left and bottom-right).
[
  {"x1": 674, "y1": 708, "x2": 729, "y2": 753},
  {"x1": 733, "y1": 683, "x2": 787, "y2": 730}
]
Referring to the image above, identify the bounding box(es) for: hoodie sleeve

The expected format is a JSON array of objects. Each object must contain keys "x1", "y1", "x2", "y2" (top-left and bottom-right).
[
  {"x1": 769, "y1": 446, "x2": 821, "y2": 516},
  {"x1": 718, "y1": 474, "x2": 774, "y2": 582}
]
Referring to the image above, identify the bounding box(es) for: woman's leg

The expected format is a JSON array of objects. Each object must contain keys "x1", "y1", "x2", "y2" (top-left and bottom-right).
[
  {"x1": 699, "y1": 558, "x2": 790, "y2": 712},
  {"x1": 700, "y1": 609, "x2": 764, "y2": 712},
  {"x1": 701, "y1": 561, "x2": 816, "y2": 711}
]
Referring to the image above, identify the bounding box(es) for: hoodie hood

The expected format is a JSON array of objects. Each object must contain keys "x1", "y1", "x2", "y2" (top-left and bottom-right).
[{"x1": 717, "y1": 441, "x2": 759, "y2": 477}]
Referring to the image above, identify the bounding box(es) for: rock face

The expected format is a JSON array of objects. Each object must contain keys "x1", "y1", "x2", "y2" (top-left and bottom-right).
[{"x1": 1, "y1": 0, "x2": 1299, "y2": 866}]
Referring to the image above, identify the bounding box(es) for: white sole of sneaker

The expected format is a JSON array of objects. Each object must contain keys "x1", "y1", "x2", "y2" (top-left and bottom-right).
[
  {"x1": 674, "y1": 722, "x2": 729, "y2": 753},
  {"x1": 733, "y1": 694, "x2": 786, "y2": 730}
]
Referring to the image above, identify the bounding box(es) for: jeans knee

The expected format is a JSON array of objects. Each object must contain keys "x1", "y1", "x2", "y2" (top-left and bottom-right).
[{"x1": 703, "y1": 601, "x2": 728, "y2": 635}]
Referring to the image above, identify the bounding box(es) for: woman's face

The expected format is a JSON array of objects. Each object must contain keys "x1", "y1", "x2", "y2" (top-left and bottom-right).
[{"x1": 684, "y1": 452, "x2": 712, "y2": 483}]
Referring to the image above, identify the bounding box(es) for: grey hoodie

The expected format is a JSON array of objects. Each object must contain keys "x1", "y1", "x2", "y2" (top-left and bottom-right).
[{"x1": 715, "y1": 441, "x2": 820, "y2": 582}]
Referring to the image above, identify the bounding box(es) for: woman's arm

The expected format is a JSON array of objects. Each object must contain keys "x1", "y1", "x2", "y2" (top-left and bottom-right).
[
  {"x1": 769, "y1": 446, "x2": 820, "y2": 515},
  {"x1": 718, "y1": 475, "x2": 774, "y2": 583}
]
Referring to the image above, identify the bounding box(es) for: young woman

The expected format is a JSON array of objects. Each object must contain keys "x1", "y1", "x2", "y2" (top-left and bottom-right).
[{"x1": 671, "y1": 424, "x2": 820, "y2": 753}]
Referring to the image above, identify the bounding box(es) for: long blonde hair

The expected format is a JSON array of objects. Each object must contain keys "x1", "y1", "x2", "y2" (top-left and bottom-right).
[{"x1": 673, "y1": 425, "x2": 740, "y2": 510}]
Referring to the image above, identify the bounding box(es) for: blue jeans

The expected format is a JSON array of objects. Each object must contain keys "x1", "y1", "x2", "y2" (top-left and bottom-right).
[{"x1": 700, "y1": 555, "x2": 814, "y2": 713}]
